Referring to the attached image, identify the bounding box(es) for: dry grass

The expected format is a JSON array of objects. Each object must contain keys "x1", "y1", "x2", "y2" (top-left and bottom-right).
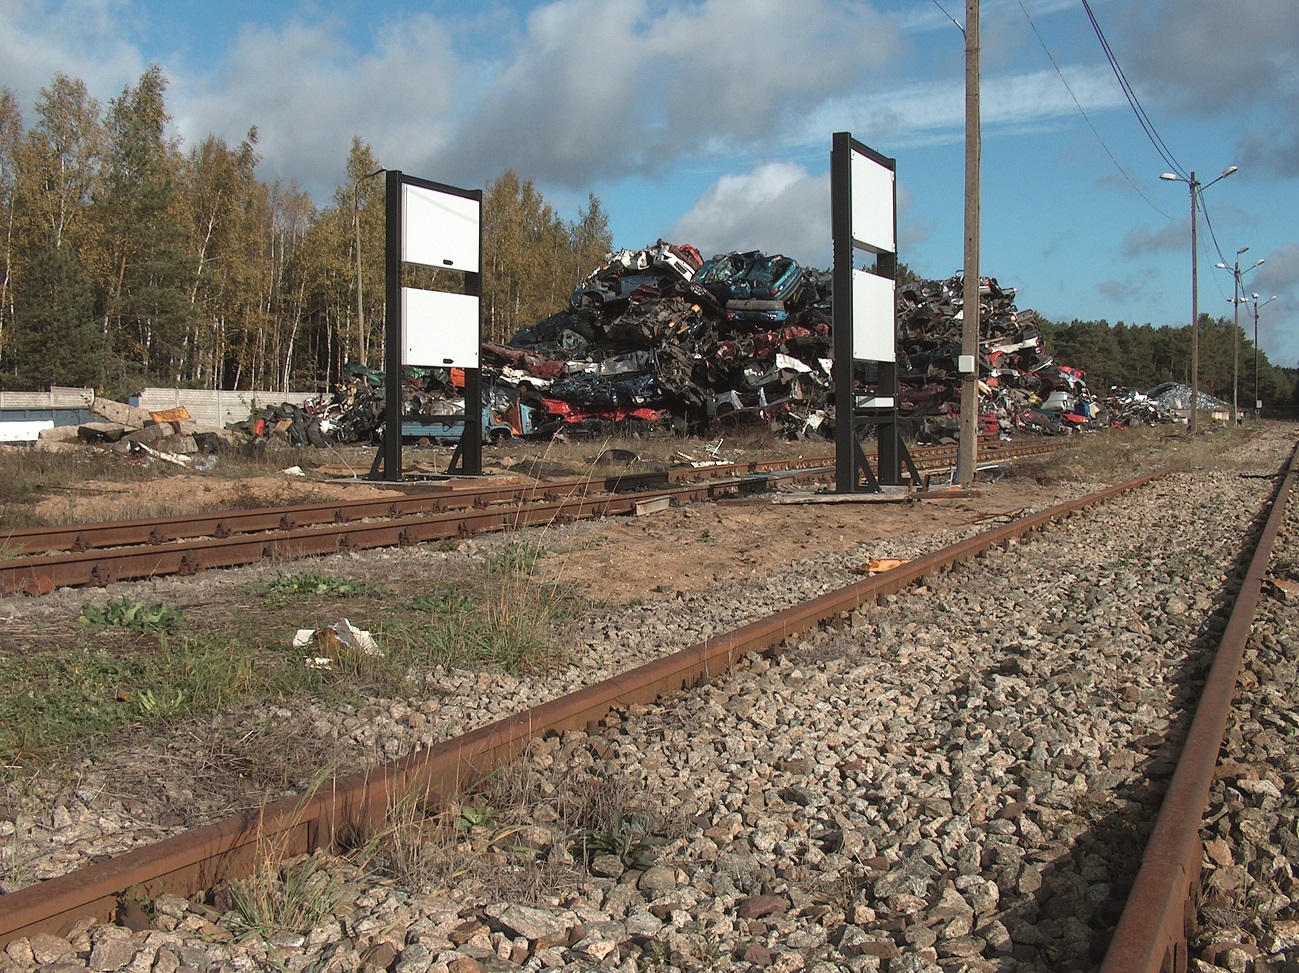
[
  {"x1": 1008, "y1": 423, "x2": 1254, "y2": 487},
  {"x1": 360, "y1": 748, "x2": 673, "y2": 903}
]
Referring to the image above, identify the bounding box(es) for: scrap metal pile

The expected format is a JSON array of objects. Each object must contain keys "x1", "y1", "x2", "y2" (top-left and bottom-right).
[
  {"x1": 244, "y1": 243, "x2": 1190, "y2": 448},
  {"x1": 488, "y1": 249, "x2": 1105, "y2": 442},
  {"x1": 487, "y1": 242, "x2": 835, "y2": 439},
  {"x1": 1105, "y1": 386, "x2": 1198, "y2": 426},
  {"x1": 894, "y1": 275, "x2": 1101, "y2": 440}
]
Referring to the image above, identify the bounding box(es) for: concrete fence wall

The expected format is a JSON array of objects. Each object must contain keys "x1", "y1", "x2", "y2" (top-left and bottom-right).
[
  {"x1": 132, "y1": 388, "x2": 319, "y2": 428},
  {"x1": 0, "y1": 387, "x2": 95, "y2": 410}
]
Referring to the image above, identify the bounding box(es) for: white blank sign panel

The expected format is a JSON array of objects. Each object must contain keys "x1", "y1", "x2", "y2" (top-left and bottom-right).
[
  {"x1": 851, "y1": 269, "x2": 895, "y2": 363},
  {"x1": 402, "y1": 184, "x2": 480, "y2": 272},
  {"x1": 850, "y1": 151, "x2": 895, "y2": 253},
  {"x1": 402, "y1": 287, "x2": 480, "y2": 368}
]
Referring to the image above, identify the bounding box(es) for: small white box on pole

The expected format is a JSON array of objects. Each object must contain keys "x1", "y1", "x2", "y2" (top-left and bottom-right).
[{"x1": 958, "y1": 355, "x2": 976, "y2": 375}]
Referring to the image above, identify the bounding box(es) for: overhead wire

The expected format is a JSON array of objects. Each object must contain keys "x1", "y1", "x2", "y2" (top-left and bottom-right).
[
  {"x1": 929, "y1": 0, "x2": 964, "y2": 34},
  {"x1": 1014, "y1": 0, "x2": 1174, "y2": 220},
  {"x1": 1079, "y1": 0, "x2": 1188, "y2": 180},
  {"x1": 1197, "y1": 195, "x2": 1241, "y2": 307}
]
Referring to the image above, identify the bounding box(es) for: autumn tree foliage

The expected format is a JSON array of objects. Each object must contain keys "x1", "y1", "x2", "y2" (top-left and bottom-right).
[{"x1": 0, "y1": 69, "x2": 613, "y2": 397}]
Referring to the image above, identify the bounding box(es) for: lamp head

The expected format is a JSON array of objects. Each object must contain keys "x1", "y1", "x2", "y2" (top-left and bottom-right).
[
  {"x1": 1216, "y1": 262, "x2": 1228, "y2": 269},
  {"x1": 1159, "y1": 173, "x2": 1180, "y2": 181},
  {"x1": 1221, "y1": 165, "x2": 1239, "y2": 178}
]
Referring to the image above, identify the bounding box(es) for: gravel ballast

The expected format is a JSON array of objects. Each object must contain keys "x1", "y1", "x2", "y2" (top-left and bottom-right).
[{"x1": 0, "y1": 428, "x2": 1296, "y2": 973}]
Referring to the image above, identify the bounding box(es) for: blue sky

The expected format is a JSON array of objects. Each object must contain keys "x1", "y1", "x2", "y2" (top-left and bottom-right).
[{"x1": 3, "y1": 0, "x2": 1299, "y2": 381}]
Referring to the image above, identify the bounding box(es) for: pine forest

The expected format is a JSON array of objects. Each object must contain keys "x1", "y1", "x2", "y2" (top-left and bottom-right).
[
  {"x1": 0, "y1": 68, "x2": 613, "y2": 399},
  {"x1": 1, "y1": 67, "x2": 1293, "y2": 411}
]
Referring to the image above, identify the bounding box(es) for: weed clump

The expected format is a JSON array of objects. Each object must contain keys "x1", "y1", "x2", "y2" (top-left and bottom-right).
[{"x1": 79, "y1": 597, "x2": 183, "y2": 634}]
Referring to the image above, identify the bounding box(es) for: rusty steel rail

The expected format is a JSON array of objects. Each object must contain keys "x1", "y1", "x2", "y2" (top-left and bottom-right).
[
  {"x1": 1100, "y1": 440, "x2": 1299, "y2": 973},
  {"x1": 0, "y1": 440, "x2": 1063, "y2": 595},
  {"x1": 0, "y1": 440, "x2": 1054, "y2": 559},
  {"x1": 0, "y1": 471, "x2": 821, "y2": 594},
  {"x1": 0, "y1": 458, "x2": 1175, "y2": 949},
  {"x1": 0, "y1": 458, "x2": 822, "y2": 558}
]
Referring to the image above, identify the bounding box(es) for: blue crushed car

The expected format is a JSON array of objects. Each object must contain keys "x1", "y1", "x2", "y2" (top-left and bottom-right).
[{"x1": 695, "y1": 250, "x2": 804, "y2": 322}]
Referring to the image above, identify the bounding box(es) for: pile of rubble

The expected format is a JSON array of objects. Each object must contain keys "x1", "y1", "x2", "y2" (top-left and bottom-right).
[
  {"x1": 33, "y1": 398, "x2": 233, "y2": 466},
  {"x1": 894, "y1": 275, "x2": 1101, "y2": 440},
  {"x1": 482, "y1": 249, "x2": 1107, "y2": 443},
  {"x1": 24, "y1": 244, "x2": 1198, "y2": 462},
  {"x1": 1106, "y1": 386, "x2": 1194, "y2": 426},
  {"x1": 488, "y1": 243, "x2": 834, "y2": 439},
  {"x1": 231, "y1": 248, "x2": 1129, "y2": 448}
]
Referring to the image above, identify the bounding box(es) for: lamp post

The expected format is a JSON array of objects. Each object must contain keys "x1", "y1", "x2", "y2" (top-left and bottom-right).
[
  {"x1": 1217, "y1": 248, "x2": 1264, "y2": 424},
  {"x1": 1246, "y1": 293, "x2": 1277, "y2": 416},
  {"x1": 1161, "y1": 166, "x2": 1237, "y2": 433}
]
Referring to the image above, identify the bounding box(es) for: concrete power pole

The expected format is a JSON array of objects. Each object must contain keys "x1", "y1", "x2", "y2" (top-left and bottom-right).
[{"x1": 957, "y1": 0, "x2": 980, "y2": 486}]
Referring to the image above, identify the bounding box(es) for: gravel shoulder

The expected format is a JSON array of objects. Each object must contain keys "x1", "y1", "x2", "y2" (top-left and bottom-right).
[{"x1": 0, "y1": 425, "x2": 1295, "y2": 973}]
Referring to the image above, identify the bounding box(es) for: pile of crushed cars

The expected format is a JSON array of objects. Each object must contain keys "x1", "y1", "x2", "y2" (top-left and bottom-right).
[
  {"x1": 242, "y1": 241, "x2": 1192, "y2": 448},
  {"x1": 893, "y1": 275, "x2": 1101, "y2": 441},
  {"x1": 488, "y1": 242, "x2": 835, "y2": 439},
  {"x1": 484, "y1": 244, "x2": 1109, "y2": 443}
]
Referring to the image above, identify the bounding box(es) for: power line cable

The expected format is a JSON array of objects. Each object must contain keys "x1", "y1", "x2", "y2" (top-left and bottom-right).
[
  {"x1": 930, "y1": 0, "x2": 964, "y2": 34},
  {"x1": 1015, "y1": 0, "x2": 1174, "y2": 219},
  {"x1": 1080, "y1": 0, "x2": 1187, "y2": 180},
  {"x1": 1197, "y1": 195, "x2": 1237, "y2": 306}
]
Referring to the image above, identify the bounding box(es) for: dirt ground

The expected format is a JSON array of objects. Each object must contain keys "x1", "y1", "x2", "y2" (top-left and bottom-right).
[{"x1": 528, "y1": 479, "x2": 1062, "y2": 606}]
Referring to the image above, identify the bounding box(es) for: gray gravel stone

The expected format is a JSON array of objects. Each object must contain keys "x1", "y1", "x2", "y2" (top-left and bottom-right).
[{"x1": 2, "y1": 430, "x2": 1296, "y2": 973}]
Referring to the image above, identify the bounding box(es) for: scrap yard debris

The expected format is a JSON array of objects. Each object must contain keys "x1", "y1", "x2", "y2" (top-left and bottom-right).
[
  {"x1": 21, "y1": 242, "x2": 1204, "y2": 462},
  {"x1": 482, "y1": 249, "x2": 1115, "y2": 444}
]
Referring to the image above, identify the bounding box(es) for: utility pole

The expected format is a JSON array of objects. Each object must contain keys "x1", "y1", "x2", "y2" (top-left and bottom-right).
[
  {"x1": 1189, "y1": 171, "x2": 1199, "y2": 435},
  {"x1": 1162, "y1": 165, "x2": 1235, "y2": 433},
  {"x1": 957, "y1": 0, "x2": 980, "y2": 486},
  {"x1": 1250, "y1": 294, "x2": 1276, "y2": 417},
  {"x1": 1232, "y1": 254, "x2": 1240, "y2": 425},
  {"x1": 1220, "y1": 249, "x2": 1263, "y2": 425}
]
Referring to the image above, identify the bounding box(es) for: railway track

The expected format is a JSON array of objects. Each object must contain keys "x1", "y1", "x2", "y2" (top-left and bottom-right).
[
  {"x1": 0, "y1": 430, "x2": 1293, "y2": 972},
  {"x1": 0, "y1": 440, "x2": 1060, "y2": 596}
]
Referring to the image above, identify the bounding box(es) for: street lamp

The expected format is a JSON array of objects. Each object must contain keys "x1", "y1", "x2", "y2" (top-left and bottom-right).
[
  {"x1": 1245, "y1": 293, "x2": 1277, "y2": 416},
  {"x1": 1217, "y1": 248, "x2": 1264, "y2": 424},
  {"x1": 1161, "y1": 165, "x2": 1238, "y2": 433}
]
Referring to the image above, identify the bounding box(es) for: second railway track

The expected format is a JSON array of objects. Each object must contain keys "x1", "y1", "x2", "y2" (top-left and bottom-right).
[
  {"x1": 0, "y1": 441, "x2": 1057, "y2": 596},
  {"x1": 0, "y1": 428, "x2": 1294, "y2": 973}
]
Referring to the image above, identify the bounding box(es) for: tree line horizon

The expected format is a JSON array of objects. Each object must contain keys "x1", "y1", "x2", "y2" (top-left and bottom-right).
[{"x1": 1, "y1": 67, "x2": 1293, "y2": 414}]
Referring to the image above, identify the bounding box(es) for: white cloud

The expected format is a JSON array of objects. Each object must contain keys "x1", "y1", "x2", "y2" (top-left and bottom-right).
[
  {"x1": 180, "y1": 14, "x2": 462, "y2": 192},
  {"x1": 1121, "y1": 0, "x2": 1299, "y2": 115},
  {"x1": 0, "y1": 0, "x2": 147, "y2": 112},
  {"x1": 1122, "y1": 222, "x2": 1185, "y2": 258},
  {"x1": 795, "y1": 63, "x2": 1125, "y2": 154},
  {"x1": 439, "y1": 0, "x2": 901, "y2": 186},
  {"x1": 669, "y1": 161, "x2": 830, "y2": 265}
]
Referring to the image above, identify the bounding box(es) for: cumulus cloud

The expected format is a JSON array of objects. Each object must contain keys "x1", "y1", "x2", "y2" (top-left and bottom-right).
[
  {"x1": 0, "y1": 0, "x2": 148, "y2": 111},
  {"x1": 1255, "y1": 244, "x2": 1299, "y2": 293},
  {"x1": 1118, "y1": 1, "x2": 1299, "y2": 178},
  {"x1": 1096, "y1": 273, "x2": 1151, "y2": 303},
  {"x1": 181, "y1": 14, "x2": 462, "y2": 191},
  {"x1": 1119, "y1": 1, "x2": 1299, "y2": 115},
  {"x1": 794, "y1": 63, "x2": 1124, "y2": 155},
  {"x1": 1122, "y1": 222, "x2": 1186, "y2": 258},
  {"x1": 668, "y1": 161, "x2": 831, "y2": 265},
  {"x1": 438, "y1": 0, "x2": 900, "y2": 187}
]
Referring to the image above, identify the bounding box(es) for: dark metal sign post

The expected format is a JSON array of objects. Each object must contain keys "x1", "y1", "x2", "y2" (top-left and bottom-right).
[
  {"x1": 831, "y1": 132, "x2": 916, "y2": 494},
  {"x1": 371, "y1": 170, "x2": 484, "y2": 482}
]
